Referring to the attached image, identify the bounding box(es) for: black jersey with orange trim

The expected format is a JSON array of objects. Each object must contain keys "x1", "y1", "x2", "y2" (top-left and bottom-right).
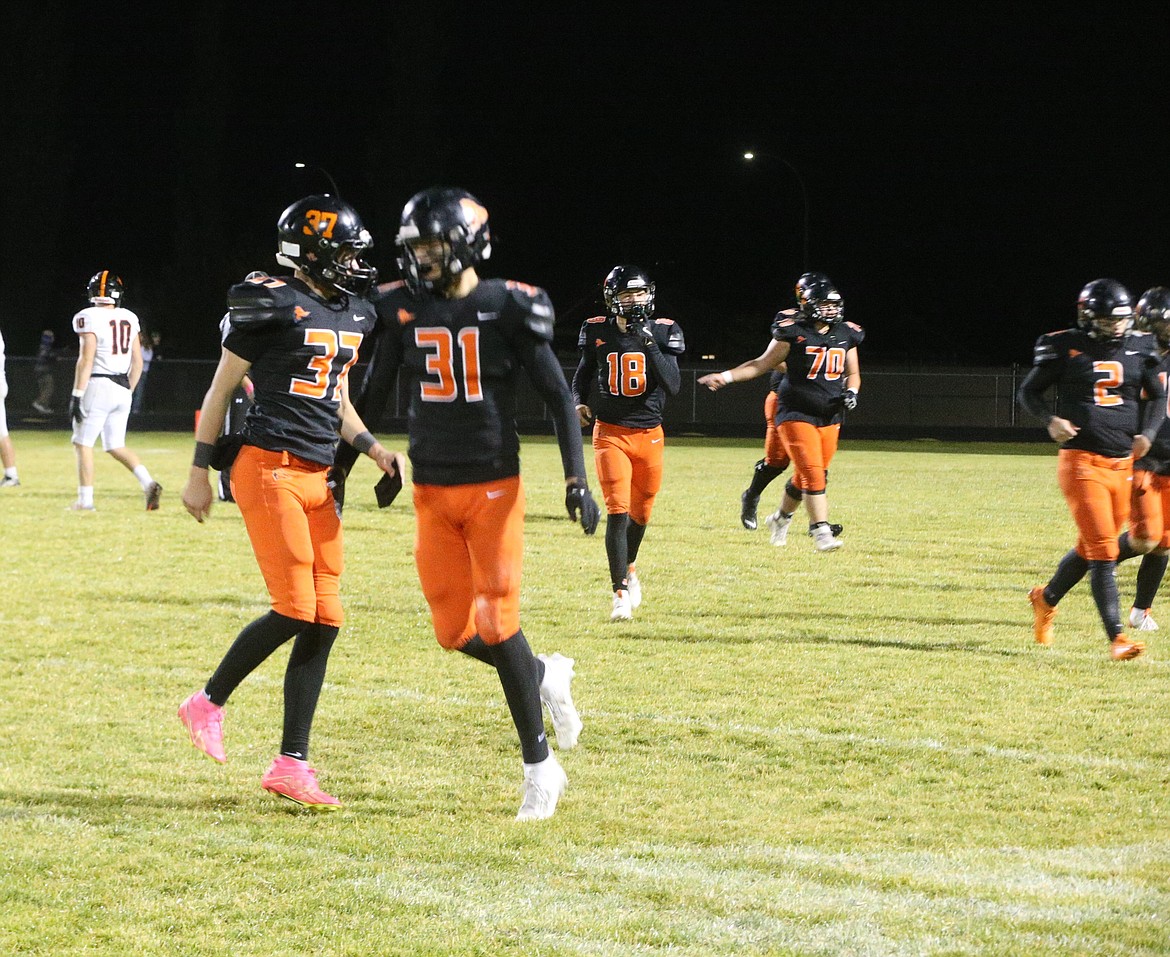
[
  {"x1": 771, "y1": 315, "x2": 864, "y2": 426},
  {"x1": 365, "y1": 278, "x2": 564, "y2": 485},
  {"x1": 222, "y1": 275, "x2": 375, "y2": 465},
  {"x1": 1024, "y1": 327, "x2": 1163, "y2": 458},
  {"x1": 572, "y1": 315, "x2": 685, "y2": 428}
]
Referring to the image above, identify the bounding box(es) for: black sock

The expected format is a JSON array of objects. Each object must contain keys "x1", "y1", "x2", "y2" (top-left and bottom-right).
[
  {"x1": 205, "y1": 611, "x2": 305, "y2": 706},
  {"x1": 745, "y1": 460, "x2": 783, "y2": 498},
  {"x1": 457, "y1": 634, "x2": 496, "y2": 665},
  {"x1": 1044, "y1": 549, "x2": 1088, "y2": 606},
  {"x1": 1088, "y1": 559, "x2": 1123, "y2": 639},
  {"x1": 626, "y1": 519, "x2": 647, "y2": 567},
  {"x1": 606, "y1": 512, "x2": 630, "y2": 590},
  {"x1": 488, "y1": 630, "x2": 549, "y2": 764},
  {"x1": 1134, "y1": 553, "x2": 1170, "y2": 610},
  {"x1": 280, "y1": 623, "x2": 339, "y2": 760},
  {"x1": 1116, "y1": 532, "x2": 1139, "y2": 563}
]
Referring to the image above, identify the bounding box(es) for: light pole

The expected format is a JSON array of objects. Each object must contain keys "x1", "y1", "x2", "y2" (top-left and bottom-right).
[{"x1": 743, "y1": 150, "x2": 810, "y2": 272}]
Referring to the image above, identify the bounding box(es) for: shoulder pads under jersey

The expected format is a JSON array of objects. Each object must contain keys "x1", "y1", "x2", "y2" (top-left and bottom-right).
[
  {"x1": 653, "y1": 317, "x2": 686, "y2": 355},
  {"x1": 504, "y1": 280, "x2": 555, "y2": 343},
  {"x1": 771, "y1": 314, "x2": 801, "y2": 341},
  {"x1": 227, "y1": 275, "x2": 298, "y2": 330},
  {"x1": 1032, "y1": 328, "x2": 1076, "y2": 364},
  {"x1": 578, "y1": 315, "x2": 606, "y2": 347}
]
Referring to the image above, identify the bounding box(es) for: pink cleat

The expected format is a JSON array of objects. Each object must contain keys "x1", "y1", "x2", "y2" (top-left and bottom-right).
[
  {"x1": 178, "y1": 690, "x2": 226, "y2": 763},
  {"x1": 261, "y1": 755, "x2": 341, "y2": 811}
]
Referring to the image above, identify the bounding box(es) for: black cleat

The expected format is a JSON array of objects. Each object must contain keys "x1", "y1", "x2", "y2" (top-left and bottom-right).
[
  {"x1": 808, "y1": 523, "x2": 844, "y2": 538},
  {"x1": 740, "y1": 490, "x2": 759, "y2": 530},
  {"x1": 145, "y1": 482, "x2": 163, "y2": 511}
]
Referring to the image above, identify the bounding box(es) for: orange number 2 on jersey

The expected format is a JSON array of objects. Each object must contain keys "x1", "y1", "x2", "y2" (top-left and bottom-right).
[{"x1": 1092, "y1": 360, "x2": 1124, "y2": 407}]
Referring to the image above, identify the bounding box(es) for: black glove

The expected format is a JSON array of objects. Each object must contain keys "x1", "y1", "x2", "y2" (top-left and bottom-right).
[
  {"x1": 327, "y1": 465, "x2": 346, "y2": 511},
  {"x1": 565, "y1": 479, "x2": 600, "y2": 535},
  {"x1": 68, "y1": 395, "x2": 85, "y2": 425},
  {"x1": 842, "y1": 389, "x2": 858, "y2": 411},
  {"x1": 629, "y1": 320, "x2": 656, "y2": 348}
]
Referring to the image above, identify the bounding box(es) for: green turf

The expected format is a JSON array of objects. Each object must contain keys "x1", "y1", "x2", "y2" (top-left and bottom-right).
[{"x1": 1, "y1": 430, "x2": 1167, "y2": 956}]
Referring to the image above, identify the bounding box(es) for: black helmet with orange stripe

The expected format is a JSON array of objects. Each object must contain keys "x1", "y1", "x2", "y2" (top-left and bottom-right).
[
  {"x1": 275, "y1": 194, "x2": 377, "y2": 297},
  {"x1": 1077, "y1": 278, "x2": 1134, "y2": 340},
  {"x1": 86, "y1": 270, "x2": 124, "y2": 305},
  {"x1": 795, "y1": 271, "x2": 843, "y2": 324},
  {"x1": 1135, "y1": 286, "x2": 1170, "y2": 348}
]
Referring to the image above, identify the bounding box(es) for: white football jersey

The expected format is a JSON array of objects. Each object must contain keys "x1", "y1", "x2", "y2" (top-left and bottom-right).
[{"x1": 72, "y1": 306, "x2": 141, "y2": 376}]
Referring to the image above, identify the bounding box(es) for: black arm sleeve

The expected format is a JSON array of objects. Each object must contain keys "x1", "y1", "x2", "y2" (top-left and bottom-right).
[
  {"x1": 644, "y1": 340, "x2": 681, "y2": 396},
  {"x1": 570, "y1": 350, "x2": 595, "y2": 406},
  {"x1": 1141, "y1": 362, "x2": 1167, "y2": 441},
  {"x1": 1017, "y1": 363, "x2": 1060, "y2": 422},
  {"x1": 517, "y1": 336, "x2": 588, "y2": 480},
  {"x1": 335, "y1": 322, "x2": 400, "y2": 475}
]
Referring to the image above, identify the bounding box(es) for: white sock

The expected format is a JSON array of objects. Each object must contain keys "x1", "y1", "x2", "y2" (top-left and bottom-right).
[
  {"x1": 4, "y1": 467, "x2": 16, "y2": 480},
  {"x1": 78, "y1": 486, "x2": 94, "y2": 507},
  {"x1": 132, "y1": 464, "x2": 153, "y2": 489}
]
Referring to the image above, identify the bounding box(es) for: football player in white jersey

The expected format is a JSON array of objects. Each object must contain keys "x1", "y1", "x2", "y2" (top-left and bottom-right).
[
  {"x1": 68, "y1": 271, "x2": 162, "y2": 511},
  {"x1": 0, "y1": 327, "x2": 20, "y2": 486}
]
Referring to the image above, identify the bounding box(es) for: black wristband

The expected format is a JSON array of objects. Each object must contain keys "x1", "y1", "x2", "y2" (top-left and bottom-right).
[
  {"x1": 351, "y1": 431, "x2": 376, "y2": 455},
  {"x1": 193, "y1": 441, "x2": 215, "y2": 469}
]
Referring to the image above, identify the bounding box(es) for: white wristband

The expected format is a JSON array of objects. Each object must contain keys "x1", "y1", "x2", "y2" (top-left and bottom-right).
[
  {"x1": 720, "y1": 370, "x2": 734, "y2": 385},
  {"x1": 72, "y1": 388, "x2": 85, "y2": 398}
]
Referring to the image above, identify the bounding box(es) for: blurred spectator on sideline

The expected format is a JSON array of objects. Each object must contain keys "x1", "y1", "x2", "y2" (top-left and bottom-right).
[
  {"x1": 32, "y1": 329, "x2": 57, "y2": 415},
  {"x1": 132, "y1": 330, "x2": 161, "y2": 414}
]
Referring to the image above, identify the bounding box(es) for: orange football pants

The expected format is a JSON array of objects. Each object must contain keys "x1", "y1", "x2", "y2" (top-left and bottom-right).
[
  {"x1": 1128, "y1": 468, "x2": 1170, "y2": 549},
  {"x1": 230, "y1": 444, "x2": 344, "y2": 625},
  {"x1": 593, "y1": 421, "x2": 664, "y2": 523},
  {"x1": 1056, "y1": 448, "x2": 1133, "y2": 561},
  {"x1": 778, "y1": 420, "x2": 840, "y2": 493},
  {"x1": 413, "y1": 475, "x2": 524, "y2": 649},
  {"x1": 763, "y1": 391, "x2": 791, "y2": 470}
]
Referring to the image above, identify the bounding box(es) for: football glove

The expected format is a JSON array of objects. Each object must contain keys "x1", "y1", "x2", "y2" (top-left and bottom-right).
[
  {"x1": 842, "y1": 389, "x2": 858, "y2": 411},
  {"x1": 327, "y1": 465, "x2": 346, "y2": 511},
  {"x1": 629, "y1": 320, "x2": 656, "y2": 348},
  {"x1": 565, "y1": 479, "x2": 600, "y2": 535},
  {"x1": 68, "y1": 396, "x2": 86, "y2": 425}
]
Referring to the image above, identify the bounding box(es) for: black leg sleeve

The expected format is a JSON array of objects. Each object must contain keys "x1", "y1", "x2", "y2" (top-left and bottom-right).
[
  {"x1": 205, "y1": 611, "x2": 305, "y2": 706},
  {"x1": 488, "y1": 630, "x2": 549, "y2": 765},
  {"x1": 1088, "y1": 560, "x2": 1123, "y2": 640},
  {"x1": 1134, "y1": 553, "x2": 1170, "y2": 611},
  {"x1": 1044, "y1": 549, "x2": 1089, "y2": 606},
  {"x1": 626, "y1": 518, "x2": 648, "y2": 567},
  {"x1": 746, "y1": 460, "x2": 784, "y2": 498},
  {"x1": 456, "y1": 634, "x2": 497, "y2": 666},
  {"x1": 281, "y1": 623, "x2": 339, "y2": 760},
  {"x1": 605, "y1": 512, "x2": 631, "y2": 591}
]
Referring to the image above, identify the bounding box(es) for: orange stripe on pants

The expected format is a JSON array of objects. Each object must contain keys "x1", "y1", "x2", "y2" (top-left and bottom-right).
[
  {"x1": 778, "y1": 420, "x2": 840, "y2": 493},
  {"x1": 593, "y1": 421, "x2": 664, "y2": 524},
  {"x1": 413, "y1": 475, "x2": 524, "y2": 648},
  {"x1": 1056, "y1": 448, "x2": 1133, "y2": 561},
  {"x1": 230, "y1": 444, "x2": 344, "y2": 625}
]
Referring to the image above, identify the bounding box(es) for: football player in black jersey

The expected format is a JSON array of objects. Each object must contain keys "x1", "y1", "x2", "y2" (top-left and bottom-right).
[
  {"x1": 738, "y1": 368, "x2": 791, "y2": 531},
  {"x1": 572, "y1": 265, "x2": 685, "y2": 620},
  {"x1": 179, "y1": 195, "x2": 406, "y2": 809},
  {"x1": 336, "y1": 187, "x2": 600, "y2": 821},
  {"x1": 700, "y1": 272, "x2": 862, "y2": 552},
  {"x1": 1019, "y1": 278, "x2": 1165, "y2": 661}
]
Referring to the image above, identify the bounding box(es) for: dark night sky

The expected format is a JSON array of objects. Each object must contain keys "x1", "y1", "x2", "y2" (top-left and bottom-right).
[{"x1": 4, "y1": 3, "x2": 1168, "y2": 368}]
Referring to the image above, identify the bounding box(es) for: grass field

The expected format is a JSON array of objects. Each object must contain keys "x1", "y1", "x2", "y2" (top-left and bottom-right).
[{"x1": 1, "y1": 429, "x2": 1168, "y2": 956}]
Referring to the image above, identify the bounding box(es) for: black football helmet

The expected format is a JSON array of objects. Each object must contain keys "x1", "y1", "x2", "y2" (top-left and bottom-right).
[
  {"x1": 87, "y1": 270, "x2": 124, "y2": 305},
  {"x1": 1135, "y1": 286, "x2": 1170, "y2": 348},
  {"x1": 1077, "y1": 278, "x2": 1134, "y2": 340},
  {"x1": 795, "y1": 271, "x2": 843, "y2": 323},
  {"x1": 395, "y1": 187, "x2": 492, "y2": 295},
  {"x1": 603, "y1": 265, "x2": 656, "y2": 321},
  {"x1": 275, "y1": 195, "x2": 376, "y2": 296}
]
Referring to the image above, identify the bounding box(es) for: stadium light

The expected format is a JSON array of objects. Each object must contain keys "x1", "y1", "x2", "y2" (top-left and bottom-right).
[{"x1": 742, "y1": 150, "x2": 810, "y2": 271}]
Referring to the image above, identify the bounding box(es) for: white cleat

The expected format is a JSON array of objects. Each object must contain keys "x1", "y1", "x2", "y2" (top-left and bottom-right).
[
  {"x1": 537, "y1": 652, "x2": 582, "y2": 750},
  {"x1": 626, "y1": 569, "x2": 642, "y2": 609},
  {"x1": 765, "y1": 510, "x2": 791, "y2": 547},
  {"x1": 811, "y1": 523, "x2": 843, "y2": 552},
  {"x1": 1128, "y1": 607, "x2": 1159, "y2": 631},
  {"x1": 516, "y1": 753, "x2": 567, "y2": 821},
  {"x1": 611, "y1": 589, "x2": 633, "y2": 621}
]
